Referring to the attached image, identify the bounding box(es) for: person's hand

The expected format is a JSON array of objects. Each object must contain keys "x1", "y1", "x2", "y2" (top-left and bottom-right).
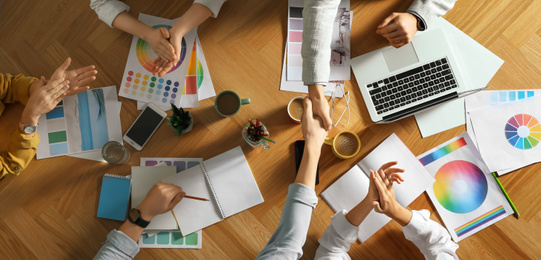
[
  {"x1": 136, "y1": 183, "x2": 185, "y2": 221},
  {"x1": 376, "y1": 12, "x2": 418, "y2": 48},
  {"x1": 152, "y1": 57, "x2": 175, "y2": 77},
  {"x1": 145, "y1": 27, "x2": 176, "y2": 65},
  {"x1": 372, "y1": 167, "x2": 412, "y2": 226},
  {"x1": 22, "y1": 77, "x2": 70, "y2": 125},
  {"x1": 366, "y1": 162, "x2": 405, "y2": 202},
  {"x1": 302, "y1": 96, "x2": 328, "y2": 149},
  {"x1": 49, "y1": 58, "x2": 98, "y2": 96},
  {"x1": 308, "y1": 85, "x2": 332, "y2": 131}
]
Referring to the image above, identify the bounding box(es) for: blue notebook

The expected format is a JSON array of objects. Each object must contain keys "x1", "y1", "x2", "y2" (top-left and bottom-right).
[{"x1": 97, "y1": 174, "x2": 131, "y2": 221}]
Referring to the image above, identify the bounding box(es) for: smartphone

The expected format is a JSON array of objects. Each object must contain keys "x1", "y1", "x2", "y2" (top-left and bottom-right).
[
  {"x1": 123, "y1": 103, "x2": 167, "y2": 151},
  {"x1": 294, "y1": 140, "x2": 319, "y2": 185}
]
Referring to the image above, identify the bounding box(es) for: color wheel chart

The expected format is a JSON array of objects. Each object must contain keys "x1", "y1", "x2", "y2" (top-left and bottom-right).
[
  {"x1": 418, "y1": 133, "x2": 512, "y2": 242},
  {"x1": 505, "y1": 114, "x2": 541, "y2": 150},
  {"x1": 119, "y1": 13, "x2": 196, "y2": 107}
]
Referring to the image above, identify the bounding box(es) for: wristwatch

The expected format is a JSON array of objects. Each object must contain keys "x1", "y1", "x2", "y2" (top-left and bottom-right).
[
  {"x1": 128, "y1": 208, "x2": 150, "y2": 228},
  {"x1": 19, "y1": 122, "x2": 37, "y2": 135}
]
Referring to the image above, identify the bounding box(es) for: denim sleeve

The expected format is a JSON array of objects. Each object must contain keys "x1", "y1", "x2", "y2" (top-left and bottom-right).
[
  {"x1": 256, "y1": 183, "x2": 318, "y2": 260},
  {"x1": 94, "y1": 229, "x2": 140, "y2": 260}
]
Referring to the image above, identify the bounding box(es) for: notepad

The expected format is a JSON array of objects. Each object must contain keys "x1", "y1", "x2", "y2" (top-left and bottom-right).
[
  {"x1": 97, "y1": 174, "x2": 131, "y2": 221},
  {"x1": 131, "y1": 165, "x2": 178, "y2": 230},
  {"x1": 321, "y1": 133, "x2": 435, "y2": 242},
  {"x1": 163, "y1": 146, "x2": 264, "y2": 235}
]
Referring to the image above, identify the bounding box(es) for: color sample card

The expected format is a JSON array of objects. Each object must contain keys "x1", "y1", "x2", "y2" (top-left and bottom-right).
[
  {"x1": 418, "y1": 133, "x2": 512, "y2": 242},
  {"x1": 120, "y1": 13, "x2": 196, "y2": 107},
  {"x1": 136, "y1": 35, "x2": 216, "y2": 111},
  {"x1": 286, "y1": 0, "x2": 351, "y2": 81},
  {"x1": 467, "y1": 94, "x2": 541, "y2": 173},
  {"x1": 140, "y1": 157, "x2": 203, "y2": 173},
  {"x1": 36, "y1": 86, "x2": 122, "y2": 159},
  {"x1": 139, "y1": 230, "x2": 202, "y2": 249}
]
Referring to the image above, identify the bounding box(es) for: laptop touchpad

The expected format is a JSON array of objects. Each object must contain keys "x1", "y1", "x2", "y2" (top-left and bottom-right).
[{"x1": 382, "y1": 43, "x2": 419, "y2": 72}]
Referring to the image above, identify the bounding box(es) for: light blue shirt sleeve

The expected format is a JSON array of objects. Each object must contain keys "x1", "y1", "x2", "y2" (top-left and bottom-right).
[
  {"x1": 256, "y1": 183, "x2": 318, "y2": 260},
  {"x1": 94, "y1": 229, "x2": 140, "y2": 260}
]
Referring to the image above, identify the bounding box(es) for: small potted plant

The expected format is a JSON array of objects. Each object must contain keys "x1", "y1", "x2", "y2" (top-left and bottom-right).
[{"x1": 167, "y1": 103, "x2": 193, "y2": 136}]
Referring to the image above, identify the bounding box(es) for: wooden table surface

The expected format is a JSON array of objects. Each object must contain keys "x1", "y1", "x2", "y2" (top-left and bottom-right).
[{"x1": 1, "y1": 0, "x2": 540, "y2": 259}]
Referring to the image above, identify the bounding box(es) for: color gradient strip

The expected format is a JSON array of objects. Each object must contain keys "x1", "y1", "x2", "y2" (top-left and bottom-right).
[
  {"x1": 455, "y1": 205, "x2": 506, "y2": 237},
  {"x1": 419, "y1": 137, "x2": 468, "y2": 166}
]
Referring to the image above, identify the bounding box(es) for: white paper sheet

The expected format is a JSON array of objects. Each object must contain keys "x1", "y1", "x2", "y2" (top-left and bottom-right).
[{"x1": 414, "y1": 18, "x2": 504, "y2": 138}]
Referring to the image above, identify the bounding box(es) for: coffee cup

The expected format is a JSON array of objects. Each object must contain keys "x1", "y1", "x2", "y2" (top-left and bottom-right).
[
  {"x1": 324, "y1": 131, "x2": 360, "y2": 159},
  {"x1": 215, "y1": 90, "x2": 251, "y2": 117},
  {"x1": 287, "y1": 96, "x2": 304, "y2": 123}
]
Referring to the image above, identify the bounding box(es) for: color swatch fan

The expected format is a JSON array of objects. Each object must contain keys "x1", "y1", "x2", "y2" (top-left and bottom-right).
[
  {"x1": 418, "y1": 133, "x2": 513, "y2": 242},
  {"x1": 120, "y1": 13, "x2": 196, "y2": 106}
]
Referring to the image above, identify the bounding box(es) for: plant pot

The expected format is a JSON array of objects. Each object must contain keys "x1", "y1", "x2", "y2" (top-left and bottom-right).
[{"x1": 171, "y1": 114, "x2": 194, "y2": 135}]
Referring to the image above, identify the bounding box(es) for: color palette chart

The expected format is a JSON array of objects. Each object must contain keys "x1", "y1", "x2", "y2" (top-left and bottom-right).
[
  {"x1": 120, "y1": 13, "x2": 196, "y2": 106},
  {"x1": 505, "y1": 114, "x2": 541, "y2": 150},
  {"x1": 417, "y1": 133, "x2": 512, "y2": 242},
  {"x1": 139, "y1": 230, "x2": 202, "y2": 249},
  {"x1": 287, "y1": 5, "x2": 303, "y2": 81},
  {"x1": 37, "y1": 86, "x2": 123, "y2": 159},
  {"x1": 44, "y1": 101, "x2": 68, "y2": 156}
]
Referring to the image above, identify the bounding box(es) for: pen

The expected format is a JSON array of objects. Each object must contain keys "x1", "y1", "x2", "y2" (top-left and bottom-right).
[
  {"x1": 184, "y1": 195, "x2": 209, "y2": 201},
  {"x1": 492, "y1": 172, "x2": 520, "y2": 219}
]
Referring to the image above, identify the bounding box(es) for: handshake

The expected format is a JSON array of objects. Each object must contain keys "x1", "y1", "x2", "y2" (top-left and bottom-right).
[{"x1": 145, "y1": 26, "x2": 186, "y2": 77}]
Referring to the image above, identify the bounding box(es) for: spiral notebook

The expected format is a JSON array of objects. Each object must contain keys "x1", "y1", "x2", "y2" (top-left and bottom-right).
[
  {"x1": 97, "y1": 174, "x2": 131, "y2": 221},
  {"x1": 162, "y1": 146, "x2": 264, "y2": 235}
]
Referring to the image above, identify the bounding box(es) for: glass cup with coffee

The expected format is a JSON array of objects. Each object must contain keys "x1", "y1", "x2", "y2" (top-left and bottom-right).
[
  {"x1": 287, "y1": 96, "x2": 304, "y2": 123},
  {"x1": 324, "y1": 130, "x2": 361, "y2": 159},
  {"x1": 215, "y1": 90, "x2": 251, "y2": 117}
]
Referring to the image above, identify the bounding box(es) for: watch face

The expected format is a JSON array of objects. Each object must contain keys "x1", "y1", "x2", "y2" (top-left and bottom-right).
[
  {"x1": 23, "y1": 125, "x2": 36, "y2": 134},
  {"x1": 128, "y1": 208, "x2": 140, "y2": 222}
]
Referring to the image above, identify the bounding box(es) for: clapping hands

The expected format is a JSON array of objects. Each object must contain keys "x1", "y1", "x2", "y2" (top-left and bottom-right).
[{"x1": 148, "y1": 26, "x2": 184, "y2": 77}]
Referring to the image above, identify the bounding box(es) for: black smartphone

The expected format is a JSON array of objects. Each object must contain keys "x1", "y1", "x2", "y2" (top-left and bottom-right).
[{"x1": 294, "y1": 140, "x2": 319, "y2": 185}]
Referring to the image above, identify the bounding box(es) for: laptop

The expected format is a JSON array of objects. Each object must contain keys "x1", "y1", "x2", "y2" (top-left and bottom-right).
[{"x1": 351, "y1": 28, "x2": 484, "y2": 123}]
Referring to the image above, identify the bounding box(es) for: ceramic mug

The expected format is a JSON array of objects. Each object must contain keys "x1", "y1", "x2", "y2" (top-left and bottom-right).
[
  {"x1": 287, "y1": 96, "x2": 304, "y2": 123},
  {"x1": 215, "y1": 90, "x2": 251, "y2": 117},
  {"x1": 324, "y1": 130, "x2": 361, "y2": 159}
]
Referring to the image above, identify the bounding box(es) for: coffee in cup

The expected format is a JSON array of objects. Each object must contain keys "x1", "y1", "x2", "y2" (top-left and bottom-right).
[
  {"x1": 215, "y1": 90, "x2": 251, "y2": 117},
  {"x1": 287, "y1": 96, "x2": 304, "y2": 123},
  {"x1": 324, "y1": 130, "x2": 361, "y2": 159}
]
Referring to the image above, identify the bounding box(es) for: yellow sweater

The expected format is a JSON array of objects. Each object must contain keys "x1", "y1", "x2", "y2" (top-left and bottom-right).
[{"x1": 0, "y1": 73, "x2": 40, "y2": 179}]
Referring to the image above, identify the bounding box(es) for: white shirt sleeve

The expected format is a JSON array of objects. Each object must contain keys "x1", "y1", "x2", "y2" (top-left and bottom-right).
[
  {"x1": 402, "y1": 209, "x2": 459, "y2": 260},
  {"x1": 315, "y1": 209, "x2": 458, "y2": 260},
  {"x1": 407, "y1": 0, "x2": 457, "y2": 28},
  {"x1": 89, "y1": 0, "x2": 130, "y2": 28},
  {"x1": 194, "y1": 0, "x2": 227, "y2": 18}
]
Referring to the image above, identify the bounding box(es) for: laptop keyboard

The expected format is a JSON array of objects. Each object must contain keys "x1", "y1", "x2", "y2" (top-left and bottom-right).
[{"x1": 367, "y1": 57, "x2": 458, "y2": 114}]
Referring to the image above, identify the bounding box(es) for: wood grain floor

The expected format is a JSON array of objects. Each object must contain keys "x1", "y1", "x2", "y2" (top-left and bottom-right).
[{"x1": 1, "y1": 0, "x2": 540, "y2": 259}]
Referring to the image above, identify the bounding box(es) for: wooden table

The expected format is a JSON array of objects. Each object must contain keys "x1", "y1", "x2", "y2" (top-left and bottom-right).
[{"x1": 0, "y1": 0, "x2": 540, "y2": 259}]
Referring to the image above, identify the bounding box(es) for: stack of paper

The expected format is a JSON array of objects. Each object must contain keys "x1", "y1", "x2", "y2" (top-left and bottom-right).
[
  {"x1": 466, "y1": 90, "x2": 541, "y2": 175},
  {"x1": 280, "y1": 0, "x2": 351, "y2": 97},
  {"x1": 119, "y1": 13, "x2": 215, "y2": 111}
]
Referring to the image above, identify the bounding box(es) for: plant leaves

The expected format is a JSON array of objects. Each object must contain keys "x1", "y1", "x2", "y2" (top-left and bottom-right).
[
  {"x1": 177, "y1": 125, "x2": 182, "y2": 136},
  {"x1": 171, "y1": 103, "x2": 181, "y2": 115}
]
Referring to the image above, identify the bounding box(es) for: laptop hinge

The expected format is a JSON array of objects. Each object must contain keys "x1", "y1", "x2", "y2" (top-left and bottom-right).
[{"x1": 381, "y1": 92, "x2": 459, "y2": 123}]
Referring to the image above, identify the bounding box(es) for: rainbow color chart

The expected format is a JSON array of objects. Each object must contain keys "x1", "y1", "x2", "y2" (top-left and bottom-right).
[
  {"x1": 505, "y1": 114, "x2": 541, "y2": 150},
  {"x1": 119, "y1": 13, "x2": 196, "y2": 106},
  {"x1": 433, "y1": 160, "x2": 488, "y2": 213},
  {"x1": 418, "y1": 133, "x2": 512, "y2": 242},
  {"x1": 135, "y1": 25, "x2": 186, "y2": 73}
]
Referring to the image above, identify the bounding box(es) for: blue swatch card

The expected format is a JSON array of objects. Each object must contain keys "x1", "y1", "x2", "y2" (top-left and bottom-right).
[{"x1": 97, "y1": 174, "x2": 131, "y2": 221}]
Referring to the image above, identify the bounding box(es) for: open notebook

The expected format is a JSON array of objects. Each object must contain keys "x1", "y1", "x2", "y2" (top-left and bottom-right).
[
  {"x1": 163, "y1": 146, "x2": 264, "y2": 235},
  {"x1": 321, "y1": 133, "x2": 435, "y2": 242}
]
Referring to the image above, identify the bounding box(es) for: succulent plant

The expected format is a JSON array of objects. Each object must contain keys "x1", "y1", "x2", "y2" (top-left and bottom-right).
[{"x1": 167, "y1": 103, "x2": 192, "y2": 136}]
